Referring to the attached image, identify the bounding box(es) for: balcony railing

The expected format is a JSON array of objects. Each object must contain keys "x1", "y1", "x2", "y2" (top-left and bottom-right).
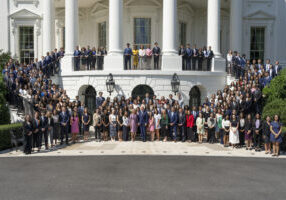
[
  {"x1": 124, "y1": 55, "x2": 162, "y2": 70},
  {"x1": 182, "y1": 57, "x2": 212, "y2": 71},
  {"x1": 74, "y1": 55, "x2": 105, "y2": 71}
]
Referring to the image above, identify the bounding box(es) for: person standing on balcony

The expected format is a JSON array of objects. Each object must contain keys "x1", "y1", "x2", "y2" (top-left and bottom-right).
[
  {"x1": 86, "y1": 45, "x2": 92, "y2": 70},
  {"x1": 205, "y1": 46, "x2": 214, "y2": 71},
  {"x1": 132, "y1": 45, "x2": 139, "y2": 70},
  {"x1": 74, "y1": 46, "x2": 81, "y2": 71},
  {"x1": 145, "y1": 44, "x2": 153, "y2": 70},
  {"x1": 138, "y1": 45, "x2": 146, "y2": 70},
  {"x1": 178, "y1": 45, "x2": 186, "y2": 70},
  {"x1": 198, "y1": 48, "x2": 204, "y2": 71},
  {"x1": 185, "y1": 44, "x2": 193, "y2": 71},
  {"x1": 91, "y1": 47, "x2": 97, "y2": 70},
  {"x1": 152, "y1": 42, "x2": 161, "y2": 70},
  {"x1": 124, "y1": 43, "x2": 132, "y2": 70},
  {"x1": 192, "y1": 44, "x2": 198, "y2": 71}
]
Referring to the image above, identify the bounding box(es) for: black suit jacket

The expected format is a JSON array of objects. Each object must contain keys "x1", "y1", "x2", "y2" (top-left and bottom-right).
[{"x1": 39, "y1": 116, "x2": 48, "y2": 130}]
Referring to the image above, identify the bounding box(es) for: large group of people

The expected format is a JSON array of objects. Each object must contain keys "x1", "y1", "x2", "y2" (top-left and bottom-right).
[{"x1": 1, "y1": 46, "x2": 284, "y2": 157}]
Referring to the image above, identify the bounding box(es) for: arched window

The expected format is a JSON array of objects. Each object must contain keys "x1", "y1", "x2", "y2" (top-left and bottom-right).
[
  {"x1": 189, "y1": 86, "x2": 201, "y2": 108},
  {"x1": 85, "y1": 86, "x2": 96, "y2": 113},
  {"x1": 131, "y1": 85, "x2": 154, "y2": 101}
]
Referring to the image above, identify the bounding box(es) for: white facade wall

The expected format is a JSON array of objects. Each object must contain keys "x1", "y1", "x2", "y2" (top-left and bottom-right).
[{"x1": 54, "y1": 71, "x2": 226, "y2": 104}]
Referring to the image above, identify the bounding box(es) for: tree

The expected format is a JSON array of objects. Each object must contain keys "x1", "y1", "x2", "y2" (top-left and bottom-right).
[
  {"x1": 0, "y1": 50, "x2": 11, "y2": 125},
  {"x1": 262, "y1": 68, "x2": 286, "y2": 125}
]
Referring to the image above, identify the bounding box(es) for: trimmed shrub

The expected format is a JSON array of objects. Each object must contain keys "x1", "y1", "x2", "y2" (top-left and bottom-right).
[
  {"x1": 262, "y1": 99, "x2": 286, "y2": 125},
  {"x1": 0, "y1": 123, "x2": 22, "y2": 151},
  {"x1": 263, "y1": 69, "x2": 286, "y2": 103}
]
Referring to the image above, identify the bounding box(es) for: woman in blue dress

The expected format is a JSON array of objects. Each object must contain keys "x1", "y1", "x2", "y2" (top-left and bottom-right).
[
  {"x1": 82, "y1": 107, "x2": 90, "y2": 141},
  {"x1": 270, "y1": 115, "x2": 283, "y2": 157}
]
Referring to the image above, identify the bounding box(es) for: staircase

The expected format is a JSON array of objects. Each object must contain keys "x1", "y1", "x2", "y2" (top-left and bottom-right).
[
  {"x1": 226, "y1": 74, "x2": 237, "y2": 85},
  {"x1": 9, "y1": 105, "x2": 24, "y2": 123}
]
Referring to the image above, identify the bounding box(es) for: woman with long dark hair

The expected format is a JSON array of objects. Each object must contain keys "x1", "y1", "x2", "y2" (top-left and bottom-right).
[
  {"x1": 270, "y1": 115, "x2": 283, "y2": 157},
  {"x1": 23, "y1": 115, "x2": 33, "y2": 155}
]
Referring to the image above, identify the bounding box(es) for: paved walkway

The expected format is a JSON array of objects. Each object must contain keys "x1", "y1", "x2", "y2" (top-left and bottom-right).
[{"x1": 1, "y1": 141, "x2": 285, "y2": 158}]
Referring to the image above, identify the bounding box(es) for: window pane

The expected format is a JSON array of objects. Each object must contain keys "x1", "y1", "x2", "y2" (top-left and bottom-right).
[
  {"x1": 19, "y1": 26, "x2": 34, "y2": 64},
  {"x1": 250, "y1": 27, "x2": 265, "y2": 62},
  {"x1": 134, "y1": 18, "x2": 151, "y2": 47}
]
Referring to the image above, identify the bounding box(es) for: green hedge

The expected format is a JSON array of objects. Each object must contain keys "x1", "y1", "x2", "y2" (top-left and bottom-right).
[{"x1": 0, "y1": 123, "x2": 23, "y2": 151}]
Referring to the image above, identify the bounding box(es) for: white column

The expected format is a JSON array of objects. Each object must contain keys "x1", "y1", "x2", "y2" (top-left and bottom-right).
[
  {"x1": 108, "y1": 0, "x2": 123, "y2": 55},
  {"x1": 104, "y1": 0, "x2": 124, "y2": 71},
  {"x1": 65, "y1": 0, "x2": 78, "y2": 55},
  {"x1": 230, "y1": 0, "x2": 243, "y2": 53},
  {"x1": 161, "y1": 0, "x2": 181, "y2": 71},
  {"x1": 61, "y1": 0, "x2": 78, "y2": 74},
  {"x1": 207, "y1": 0, "x2": 221, "y2": 57},
  {"x1": 162, "y1": 0, "x2": 177, "y2": 55},
  {"x1": 43, "y1": 0, "x2": 55, "y2": 55}
]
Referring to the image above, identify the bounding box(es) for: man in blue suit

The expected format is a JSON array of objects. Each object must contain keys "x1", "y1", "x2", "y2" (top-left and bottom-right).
[
  {"x1": 138, "y1": 105, "x2": 148, "y2": 142},
  {"x1": 185, "y1": 44, "x2": 193, "y2": 71},
  {"x1": 74, "y1": 46, "x2": 81, "y2": 71},
  {"x1": 273, "y1": 61, "x2": 282, "y2": 77},
  {"x1": 152, "y1": 42, "x2": 161, "y2": 70},
  {"x1": 169, "y1": 107, "x2": 178, "y2": 141},
  {"x1": 59, "y1": 106, "x2": 70, "y2": 145},
  {"x1": 124, "y1": 43, "x2": 132, "y2": 70}
]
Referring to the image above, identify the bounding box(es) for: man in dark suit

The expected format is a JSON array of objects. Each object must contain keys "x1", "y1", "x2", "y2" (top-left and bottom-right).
[
  {"x1": 74, "y1": 46, "x2": 81, "y2": 71},
  {"x1": 253, "y1": 85, "x2": 262, "y2": 114},
  {"x1": 273, "y1": 61, "x2": 282, "y2": 77},
  {"x1": 124, "y1": 43, "x2": 132, "y2": 70},
  {"x1": 152, "y1": 42, "x2": 161, "y2": 70},
  {"x1": 39, "y1": 111, "x2": 48, "y2": 150},
  {"x1": 86, "y1": 45, "x2": 92, "y2": 70},
  {"x1": 205, "y1": 46, "x2": 214, "y2": 71},
  {"x1": 252, "y1": 113, "x2": 262, "y2": 151},
  {"x1": 192, "y1": 45, "x2": 198, "y2": 71},
  {"x1": 96, "y1": 92, "x2": 105, "y2": 108},
  {"x1": 169, "y1": 107, "x2": 178, "y2": 141},
  {"x1": 177, "y1": 108, "x2": 186, "y2": 142},
  {"x1": 138, "y1": 105, "x2": 148, "y2": 142},
  {"x1": 178, "y1": 45, "x2": 186, "y2": 70},
  {"x1": 185, "y1": 44, "x2": 193, "y2": 71},
  {"x1": 59, "y1": 106, "x2": 70, "y2": 145}
]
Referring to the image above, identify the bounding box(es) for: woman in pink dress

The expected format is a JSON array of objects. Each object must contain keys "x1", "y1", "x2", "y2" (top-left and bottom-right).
[
  {"x1": 145, "y1": 44, "x2": 153, "y2": 69},
  {"x1": 147, "y1": 112, "x2": 155, "y2": 141},
  {"x1": 129, "y1": 109, "x2": 138, "y2": 142},
  {"x1": 70, "y1": 112, "x2": 79, "y2": 143}
]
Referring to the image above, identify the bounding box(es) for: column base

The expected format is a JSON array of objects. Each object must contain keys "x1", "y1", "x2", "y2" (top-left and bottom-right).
[
  {"x1": 60, "y1": 55, "x2": 74, "y2": 75},
  {"x1": 104, "y1": 54, "x2": 124, "y2": 71},
  {"x1": 161, "y1": 54, "x2": 182, "y2": 71},
  {"x1": 212, "y1": 57, "x2": 226, "y2": 72}
]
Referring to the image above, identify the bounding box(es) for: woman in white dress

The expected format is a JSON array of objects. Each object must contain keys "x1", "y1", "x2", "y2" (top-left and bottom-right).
[
  {"x1": 196, "y1": 112, "x2": 205, "y2": 143},
  {"x1": 138, "y1": 45, "x2": 146, "y2": 70},
  {"x1": 154, "y1": 109, "x2": 161, "y2": 141},
  {"x1": 229, "y1": 114, "x2": 239, "y2": 147}
]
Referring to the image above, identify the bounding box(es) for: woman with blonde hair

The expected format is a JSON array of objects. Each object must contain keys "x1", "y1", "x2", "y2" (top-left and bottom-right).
[{"x1": 196, "y1": 112, "x2": 205, "y2": 143}]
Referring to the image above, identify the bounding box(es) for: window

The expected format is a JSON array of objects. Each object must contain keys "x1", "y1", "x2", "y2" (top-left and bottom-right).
[
  {"x1": 98, "y1": 22, "x2": 106, "y2": 48},
  {"x1": 250, "y1": 27, "x2": 265, "y2": 62},
  {"x1": 189, "y1": 86, "x2": 201, "y2": 108},
  {"x1": 179, "y1": 22, "x2": 186, "y2": 46},
  {"x1": 19, "y1": 26, "x2": 34, "y2": 64},
  {"x1": 134, "y1": 18, "x2": 151, "y2": 47}
]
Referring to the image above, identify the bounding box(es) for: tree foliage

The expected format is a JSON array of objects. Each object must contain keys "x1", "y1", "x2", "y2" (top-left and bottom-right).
[
  {"x1": 0, "y1": 50, "x2": 11, "y2": 125},
  {"x1": 262, "y1": 68, "x2": 286, "y2": 125},
  {"x1": 262, "y1": 69, "x2": 286, "y2": 103}
]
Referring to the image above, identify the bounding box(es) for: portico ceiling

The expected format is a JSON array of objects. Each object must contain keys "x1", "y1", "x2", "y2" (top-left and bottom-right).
[{"x1": 54, "y1": 0, "x2": 229, "y2": 9}]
